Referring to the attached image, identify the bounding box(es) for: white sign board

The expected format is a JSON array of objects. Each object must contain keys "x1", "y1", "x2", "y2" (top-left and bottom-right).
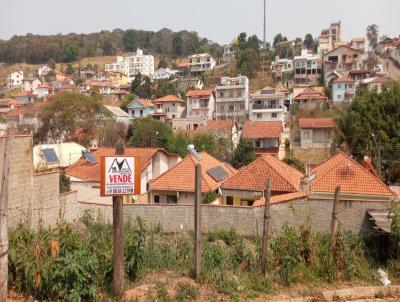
[{"x1": 100, "y1": 156, "x2": 140, "y2": 197}]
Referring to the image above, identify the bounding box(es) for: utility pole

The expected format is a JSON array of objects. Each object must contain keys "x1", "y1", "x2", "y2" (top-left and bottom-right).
[
  {"x1": 261, "y1": 178, "x2": 271, "y2": 276},
  {"x1": 194, "y1": 163, "x2": 202, "y2": 282},
  {"x1": 112, "y1": 139, "x2": 125, "y2": 299},
  {"x1": 330, "y1": 186, "x2": 341, "y2": 258},
  {"x1": 0, "y1": 125, "x2": 14, "y2": 301}
]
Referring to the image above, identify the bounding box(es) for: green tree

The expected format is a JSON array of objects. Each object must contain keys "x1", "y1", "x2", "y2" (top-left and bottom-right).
[
  {"x1": 35, "y1": 92, "x2": 102, "y2": 147},
  {"x1": 128, "y1": 117, "x2": 173, "y2": 148},
  {"x1": 193, "y1": 133, "x2": 216, "y2": 153},
  {"x1": 64, "y1": 45, "x2": 78, "y2": 62},
  {"x1": 123, "y1": 29, "x2": 137, "y2": 52},
  {"x1": 172, "y1": 34, "x2": 183, "y2": 57},
  {"x1": 273, "y1": 33, "x2": 287, "y2": 46},
  {"x1": 158, "y1": 57, "x2": 168, "y2": 69},
  {"x1": 366, "y1": 24, "x2": 379, "y2": 52},
  {"x1": 303, "y1": 34, "x2": 314, "y2": 50},
  {"x1": 47, "y1": 58, "x2": 56, "y2": 70},
  {"x1": 166, "y1": 131, "x2": 192, "y2": 158},
  {"x1": 59, "y1": 170, "x2": 71, "y2": 193},
  {"x1": 65, "y1": 63, "x2": 74, "y2": 75},
  {"x1": 236, "y1": 48, "x2": 260, "y2": 78},
  {"x1": 102, "y1": 39, "x2": 113, "y2": 55},
  {"x1": 229, "y1": 139, "x2": 256, "y2": 169}
]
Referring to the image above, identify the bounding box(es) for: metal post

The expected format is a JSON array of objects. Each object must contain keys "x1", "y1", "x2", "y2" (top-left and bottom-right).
[
  {"x1": 330, "y1": 186, "x2": 341, "y2": 258},
  {"x1": 112, "y1": 139, "x2": 125, "y2": 298},
  {"x1": 0, "y1": 125, "x2": 14, "y2": 302},
  {"x1": 194, "y1": 163, "x2": 202, "y2": 282},
  {"x1": 261, "y1": 178, "x2": 271, "y2": 276}
]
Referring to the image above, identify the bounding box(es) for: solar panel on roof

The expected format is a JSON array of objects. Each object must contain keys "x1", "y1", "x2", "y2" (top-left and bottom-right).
[
  {"x1": 42, "y1": 148, "x2": 59, "y2": 164},
  {"x1": 83, "y1": 151, "x2": 97, "y2": 164},
  {"x1": 207, "y1": 166, "x2": 229, "y2": 182}
]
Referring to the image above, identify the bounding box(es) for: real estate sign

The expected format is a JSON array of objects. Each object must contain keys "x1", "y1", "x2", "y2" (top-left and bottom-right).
[{"x1": 100, "y1": 156, "x2": 140, "y2": 197}]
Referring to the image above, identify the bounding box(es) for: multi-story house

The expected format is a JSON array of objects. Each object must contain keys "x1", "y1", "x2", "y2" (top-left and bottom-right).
[
  {"x1": 351, "y1": 38, "x2": 365, "y2": 52},
  {"x1": 271, "y1": 56, "x2": 293, "y2": 82},
  {"x1": 37, "y1": 83, "x2": 52, "y2": 98},
  {"x1": 215, "y1": 76, "x2": 249, "y2": 124},
  {"x1": 332, "y1": 76, "x2": 356, "y2": 102},
  {"x1": 7, "y1": 71, "x2": 24, "y2": 89},
  {"x1": 293, "y1": 50, "x2": 322, "y2": 86},
  {"x1": 249, "y1": 86, "x2": 286, "y2": 124},
  {"x1": 105, "y1": 48, "x2": 155, "y2": 82},
  {"x1": 188, "y1": 53, "x2": 216, "y2": 75},
  {"x1": 36, "y1": 65, "x2": 52, "y2": 77},
  {"x1": 151, "y1": 95, "x2": 185, "y2": 122},
  {"x1": 323, "y1": 45, "x2": 365, "y2": 85},
  {"x1": 222, "y1": 44, "x2": 235, "y2": 63},
  {"x1": 186, "y1": 89, "x2": 215, "y2": 121},
  {"x1": 127, "y1": 99, "x2": 154, "y2": 120},
  {"x1": 318, "y1": 21, "x2": 342, "y2": 54},
  {"x1": 22, "y1": 77, "x2": 42, "y2": 95}
]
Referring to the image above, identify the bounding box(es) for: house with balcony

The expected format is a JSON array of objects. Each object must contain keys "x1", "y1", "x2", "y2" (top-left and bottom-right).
[
  {"x1": 270, "y1": 56, "x2": 293, "y2": 82},
  {"x1": 332, "y1": 76, "x2": 356, "y2": 102},
  {"x1": 323, "y1": 45, "x2": 365, "y2": 85},
  {"x1": 249, "y1": 86, "x2": 286, "y2": 124},
  {"x1": 7, "y1": 71, "x2": 24, "y2": 89},
  {"x1": 127, "y1": 99, "x2": 154, "y2": 120},
  {"x1": 215, "y1": 76, "x2": 249, "y2": 124},
  {"x1": 151, "y1": 95, "x2": 185, "y2": 122},
  {"x1": 222, "y1": 44, "x2": 235, "y2": 63},
  {"x1": 154, "y1": 68, "x2": 180, "y2": 80},
  {"x1": 318, "y1": 21, "x2": 342, "y2": 54},
  {"x1": 242, "y1": 121, "x2": 283, "y2": 157},
  {"x1": 351, "y1": 38, "x2": 365, "y2": 52},
  {"x1": 293, "y1": 50, "x2": 322, "y2": 86},
  {"x1": 105, "y1": 49, "x2": 155, "y2": 82},
  {"x1": 188, "y1": 53, "x2": 216, "y2": 75},
  {"x1": 186, "y1": 89, "x2": 215, "y2": 120},
  {"x1": 293, "y1": 87, "x2": 328, "y2": 109}
]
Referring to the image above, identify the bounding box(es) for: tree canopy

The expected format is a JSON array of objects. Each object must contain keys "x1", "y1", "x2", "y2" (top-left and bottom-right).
[{"x1": 34, "y1": 92, "x2": 102, "y2": 147}]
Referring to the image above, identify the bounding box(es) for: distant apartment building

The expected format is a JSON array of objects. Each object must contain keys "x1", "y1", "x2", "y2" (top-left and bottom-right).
[
  {"x1": 318, "y1": 21, "x2": 342, "y2": 54},
  {"x1": 323, "y1": 45, "x2": 365, "y2": 85},
  {"x1": 105, "y1": 48, "x2": 155, "y2": 82},
  {"x1": 215, "y1": 76, "x2": 249, "y2": 124},
  {"x1": 186, "y1": 89, "x2": 215, "y2": 120},
  {"x1": 293, "y1": 50, "x2": 322, "y2": 86},
  {"x1": 271, "y1": 56, "x2": 293, "y2": 82},
  {"x1": 222, "y1": 44, "x2": 235, "y2": 63},
  {"x1": 332, "y1": 76, "x2": 356, "y2": 102},
  {"x1": 249, "y1": 86, "x2": 286, "y2": 124},
  {"x1": 188, "y1": 53, "x2": 216, "y2": 75},
  {"x1": 7, "y1": 71, "x2": 24, "y2": 89}
]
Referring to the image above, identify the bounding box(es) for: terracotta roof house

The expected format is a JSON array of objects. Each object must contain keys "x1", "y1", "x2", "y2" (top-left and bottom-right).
[
  {"x1": 309, "y1": 152, "x2": 395, "y2": 200},
  {"x1": 242, "y1": 121, "x2": 283, "y2": 156},
  {"x1": 293, "y1": 88, "x2": 328, "y2": 108},
  {"x1": 149, "y1": 152, "x2": 237, "y2": 204},
  {"x1": 66, "y1": 148, "x2": 181, "y2": 204},
  {"x1": 221, "y1": 154, "x2": 304, "y2": 206},
  {"x1": 186, "y1": 89, "x2": 215, "y2": 121},
  {"x1": 295, "y1": 117, "x2": 335, "y2": 151},
  {"x1": 127, "y1": 99, "x2": 154, "y2": 120},
  {"x1": 151, "y1": 95, "x2": 186, "y2": 122},
  {"x1": 332, "y1": 76, "x2": 357, "y2": 102},
  {"x1": 360, "y1": 77, "x2": 395, "y2": 93}
]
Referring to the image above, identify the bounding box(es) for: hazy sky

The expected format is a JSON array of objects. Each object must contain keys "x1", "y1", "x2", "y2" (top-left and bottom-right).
[{"x1": 1, "y1": 0, "x2": 399, "y2": 44}]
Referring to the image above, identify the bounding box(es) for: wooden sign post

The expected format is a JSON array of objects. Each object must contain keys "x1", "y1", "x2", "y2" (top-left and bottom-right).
[{"x1": 100, "y1": 140, "x2": 140, "y2": 298}]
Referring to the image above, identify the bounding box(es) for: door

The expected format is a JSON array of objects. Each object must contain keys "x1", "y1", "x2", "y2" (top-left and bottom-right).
[{"x1": 226, "y1": 196, "x2": 233, "y2": 206}]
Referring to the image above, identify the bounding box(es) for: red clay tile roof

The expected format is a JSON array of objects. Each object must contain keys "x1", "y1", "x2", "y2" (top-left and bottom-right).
[
  {"x1": 186, "y1": 89, "x2": 214, "y2": 97},
  {"x1": 150, "y1": 152, "x2": 237, "y2": 193},
  {"x1": 222, "y1": 154, "x2": 303, "y2": 193},
  {"x1": 299, "y1": 118, "x2": 335, "y2": 129},
  {"x1": 294, "y1": 88, "x2": 328, "y2": 101},
  {"x1": 66, "y1": 148, "x2": 172, "y2": 182},
  {"x1": 197, "y1": 120, "x2": 235, "y2": 133},
  {"x1": 333, "y1": 76, "x2": 356, "y2": 84},
  {"x1": 242, "y1": 121, "x2": 282, "y2": 139},
  {"x1": 310, "y1": 152, "x2": 395, "y2": 196},
  {"x1": 0, "y1": 98, "x2": 21, "y2": 106},
  {"x1": 38, "y1": 83, "x2": 52, "y2": 89},
  {"x1": 153, "y1": 95, "x2": 185, "y2": 103},
  {"x1": 137, "y1": 99, "x2": 154, "y2": 107},
  {"x1": 371, "y1": 77, "x2": 394, "y2": 84},
  {"x1": 253, "y1": 191, "x2": 308, "y2": 206}
]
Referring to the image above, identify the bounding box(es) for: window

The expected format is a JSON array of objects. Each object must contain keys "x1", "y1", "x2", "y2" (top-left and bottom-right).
[
  {"x1": 257, "y1": 113, "x2": 262, "y2": 119},
  {"x1": 154, "y1": 195, "x2": 160, "y2": 203},
  {"x1": 220, "y1": 92, "x2": 224, "y2": 98},
  {"x1": 348, "y1": 84, "x2": 353, "y2": 89},
  {"x1": 166, "y1": 195, "x2": 177, "y2": 204},
  {"x1": 338, "y1": 84, "x2": 341, "y2": 89},
  {"x1": 303, "y1": 131, "x2": 310, "y2": 140},
  {"x1": 241, "y1": 200, "x2": 254, "y2": 206},
  {"x1": 237, "y1": 91, "x2": 242, "y2": 97},
  {"x1": 228, "y1": 105, "x2": 234, "y2": 112},
  {"x1": 272, "y1": 113, "x2": 277, "y2": 118},
  {"x1": 229, "y1": 91, "x2": 234, "y2": 98},
  {"x1": 255, "y1": 140, "x2": 261, "y2": 148},
  {"x1": 338, "y1": 94, "x2": 342, "y2": 99},
  {"x1": 172, "y1": 103, "x2": 175, "y2": 106},
  {"x1": 140, "y1": 109, "x2": 143, "y2": 117},
  {"x1": 226, "y1": 196, "x2": 233, "y2": 205}
]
